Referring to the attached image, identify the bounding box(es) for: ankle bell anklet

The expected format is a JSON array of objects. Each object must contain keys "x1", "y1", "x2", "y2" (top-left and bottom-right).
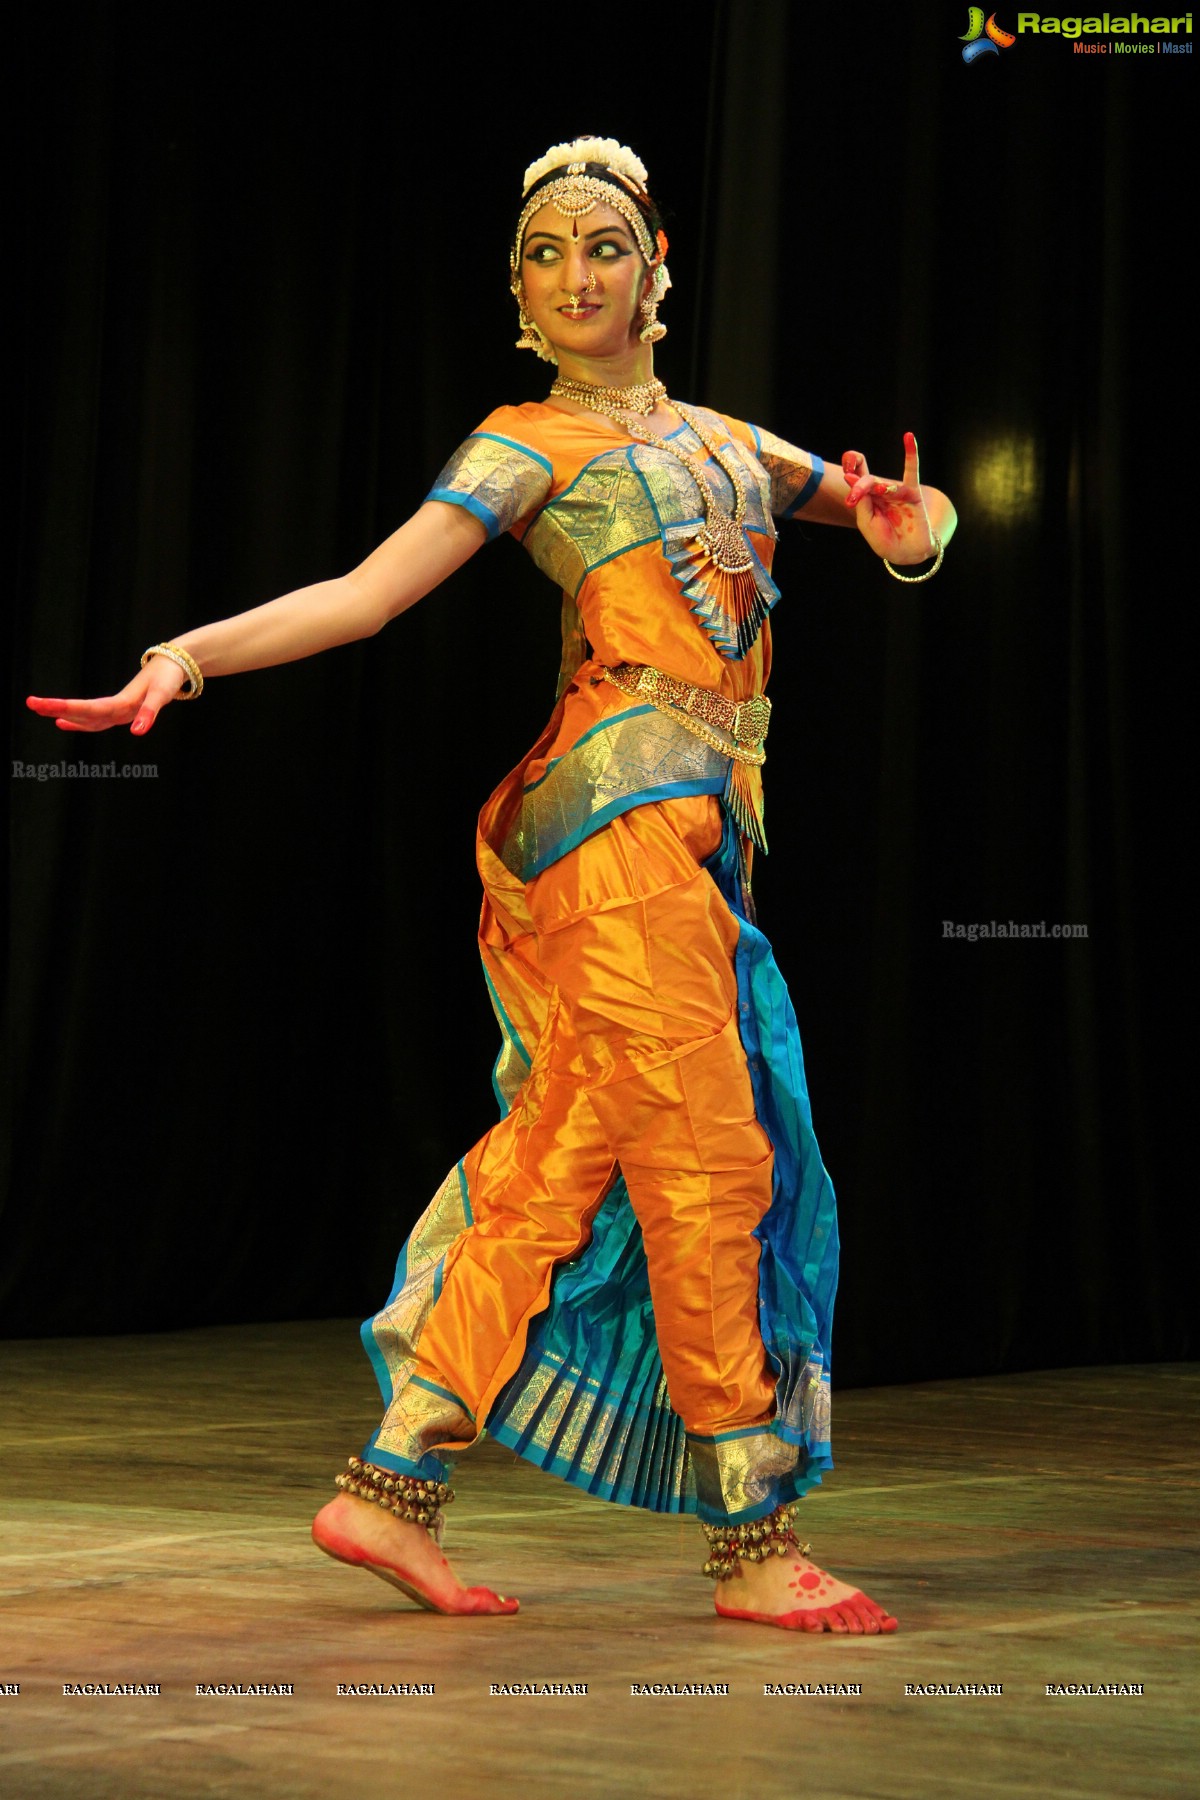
[
  {"x1": 335, "y1": 1457, "x2": 453, "y2": 1532},
  {"x1": 701, "y1": 1503, "x2": 811, "y2": 1580}
]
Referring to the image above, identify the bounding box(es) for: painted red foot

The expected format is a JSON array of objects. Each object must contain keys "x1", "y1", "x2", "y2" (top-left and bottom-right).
[
  {"x1": 311, "y1": 1500, "x2": 518, "y2": 1617},
  {"x1": 716, "y1": 1591, "x2": 897, "y2": 1634}
]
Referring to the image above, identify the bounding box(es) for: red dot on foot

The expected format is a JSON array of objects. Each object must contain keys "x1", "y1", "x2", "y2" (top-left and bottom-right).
[{"x1": 799, "y1": 1571, "x2": 821, "y2": 1591}]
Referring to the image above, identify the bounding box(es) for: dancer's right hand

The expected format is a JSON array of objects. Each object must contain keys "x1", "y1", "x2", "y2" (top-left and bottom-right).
[{"x1": 26, "y1": 654, "x2": 189, "y2": 735}]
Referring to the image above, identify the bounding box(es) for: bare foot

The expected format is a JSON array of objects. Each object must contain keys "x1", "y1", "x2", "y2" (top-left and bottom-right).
[
  {"x1": 312, "y1": 1494, "x2": 519, "y2": 1617},
  {"x1": 712, "y1": 1542, "x2": 897, "y2": 1635}
]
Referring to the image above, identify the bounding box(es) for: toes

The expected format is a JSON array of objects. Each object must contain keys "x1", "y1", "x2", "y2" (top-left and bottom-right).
[
  {"x1": 847, "y1": 1590, "x2": 899, "y2": 1633},
  {"x1": 463, "y1": 1586, "x2": 520, "y2": 1616}
]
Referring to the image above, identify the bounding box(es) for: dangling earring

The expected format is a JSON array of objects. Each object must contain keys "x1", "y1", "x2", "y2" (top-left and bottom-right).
[
  {"x1": 638, "y1": 295, "x2": 666, "y2": 344},
  {"x1": 512, "y1": 282, "x2": 558, "y2": 364},
  {"x1": 638, "y1": 262, "x2": 670, "y2": 344}
]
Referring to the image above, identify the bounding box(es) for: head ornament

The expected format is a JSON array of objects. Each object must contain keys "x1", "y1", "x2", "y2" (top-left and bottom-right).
[{"x1": 510, "y1": 135, "x2": 670, "y2": 363}]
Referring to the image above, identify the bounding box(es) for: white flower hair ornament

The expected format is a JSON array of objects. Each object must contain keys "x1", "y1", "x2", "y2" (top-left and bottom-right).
[
  {"x1": 510, "y1": 136, "x2": 670, "y2": 362},
  {"x1": 521, "y1": 137, "x2": 650, "y2": 196}
]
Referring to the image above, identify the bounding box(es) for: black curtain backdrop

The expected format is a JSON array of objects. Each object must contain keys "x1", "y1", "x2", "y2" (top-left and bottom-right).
[{"x1": 7, "y1": 1, "x2": 1188, "y2": 1385}]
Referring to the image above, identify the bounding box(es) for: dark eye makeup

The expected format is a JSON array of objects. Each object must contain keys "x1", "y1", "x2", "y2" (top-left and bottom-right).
[{"x1": 524, "y1": 238, "x2": 632, "y2": 265}]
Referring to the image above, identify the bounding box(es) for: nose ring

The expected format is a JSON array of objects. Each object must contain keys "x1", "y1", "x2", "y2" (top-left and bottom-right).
[{"x1": 566, "y1": 270, "x2": 598, "y2": 308}]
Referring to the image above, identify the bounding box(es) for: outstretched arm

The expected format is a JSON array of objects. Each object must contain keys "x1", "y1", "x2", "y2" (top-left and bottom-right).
[{"x1": 26, "y1": 500, "x2": 488, "y2": 735}]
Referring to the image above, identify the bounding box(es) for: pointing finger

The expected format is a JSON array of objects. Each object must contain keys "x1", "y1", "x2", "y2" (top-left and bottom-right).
[{"x1": 902, "y1": 430, "x2": 920, "y2": 488}]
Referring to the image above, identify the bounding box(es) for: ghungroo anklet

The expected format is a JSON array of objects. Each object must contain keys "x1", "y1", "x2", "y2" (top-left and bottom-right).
[
  {"x1": 335, "y1": 1457, "x2": 453, "y2": 1533},
  {"x1": 701, "y1": 1503, "x2": 811, "y2": 1580}
]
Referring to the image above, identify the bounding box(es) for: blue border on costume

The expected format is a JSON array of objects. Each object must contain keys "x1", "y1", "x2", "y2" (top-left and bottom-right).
[
  {"x1": 781, "y1": 451, "x2": 825, "y2": 515},
  {"x1": 520, "y1": 704, "x2": 658, "y2": 796},
  {"x1": 427, "y1": 432, "x2": 553, "y2": 539},
  {"x1": 518, "y1": 776, "x2": 727, "y2": 881},
  {"x1": 543, "y1": 436, "x2": 692, "y2": 596},
  {"x1": 410, "y1": 1374, "x2": 475, "y2": 1422},
  {"x1": 474, "y1": 430, "x2": 554, "y2": 473},
  {"x1": 426, "y1": 488, "x2": 500, "y2": 537},
  {"x1": 746, "y1": 426, "x2": 825, "y2": 517}
]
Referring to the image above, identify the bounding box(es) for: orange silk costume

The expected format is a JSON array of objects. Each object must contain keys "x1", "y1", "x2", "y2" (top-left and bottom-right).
[{"x1": 359, "y1": 403, "x2": 840, "y2": 1524}]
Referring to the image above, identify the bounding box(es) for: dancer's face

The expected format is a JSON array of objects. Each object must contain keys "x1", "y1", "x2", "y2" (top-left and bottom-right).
[{"x1": 519, "y1": 199, "x2": 651, "y2": 361}]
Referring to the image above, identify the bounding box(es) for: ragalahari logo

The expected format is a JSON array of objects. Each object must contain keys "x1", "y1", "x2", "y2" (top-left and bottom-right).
[{"x1": 960, "y1": 9, "x2": 1017, "y2": 60}]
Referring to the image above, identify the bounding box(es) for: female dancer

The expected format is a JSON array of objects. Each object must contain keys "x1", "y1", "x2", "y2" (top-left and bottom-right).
[{"x1": 28, "y1": 136, "x2": 955, "y2": 1635}]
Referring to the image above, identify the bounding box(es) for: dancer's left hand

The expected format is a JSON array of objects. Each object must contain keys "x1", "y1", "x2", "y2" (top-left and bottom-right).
[{"x1": 841, "y1": 432, "x2": 939, "y2": 565}]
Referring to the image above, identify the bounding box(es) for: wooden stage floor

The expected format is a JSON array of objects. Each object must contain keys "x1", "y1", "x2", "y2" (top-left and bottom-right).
[{"x1": 0, "y1": 1323, "x2": 1195, "y2": 1799}]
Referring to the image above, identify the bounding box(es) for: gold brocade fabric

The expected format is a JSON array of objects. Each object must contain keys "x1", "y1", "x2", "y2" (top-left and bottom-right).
[
  {"x1": 524, "y1": 460, "x2": 658, "y2": 598},
  {"x1": 498, "y1": 703, "x2": 729, "y2": 881},
  {"x1": 555, "y1": 591, "x2": 590, "y2": 701},
  {"x1": 752, "y1": 426, "x2": 823, "y2": 519},
  {"x1": 356, "y1": 403, "x2": 838, "y2": 1517},
  {"x1": 368, "y1": 1163, "x2": 471, "y2": 1403},
  {"x1": 687, "y1": 1429, "x2": 805, "y2": 1518},
  {"x1": 499, "y1": 1349, "x2": 688, "y2": 1497},
  {"x1": 427, "y1": 402, "x2": 818, "y2": 874},
  {"x1": 373, "y1": 1383, "x2": 476, "y2": 1466},
  {"x1": 427, "y1": 431, "x2": 551, "y2": 537}
]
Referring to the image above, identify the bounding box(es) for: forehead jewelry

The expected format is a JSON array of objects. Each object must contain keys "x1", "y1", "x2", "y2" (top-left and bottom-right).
[{"x1": 511, "y1": 165, "x2": 658, "y2": 278}]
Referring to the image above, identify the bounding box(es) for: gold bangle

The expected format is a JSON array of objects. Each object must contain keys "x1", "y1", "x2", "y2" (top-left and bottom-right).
[
  {"x1": 141, "y1": 642, "x2": 204, "y2": 698},
  {"x1": 883, "y1": 533, "x2": 944, "y2": 584}
]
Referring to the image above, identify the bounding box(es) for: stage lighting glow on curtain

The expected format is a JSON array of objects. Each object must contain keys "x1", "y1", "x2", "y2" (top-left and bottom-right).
[{"x1": 967, "y1": 433, "x2": 1040, "y2": 523}]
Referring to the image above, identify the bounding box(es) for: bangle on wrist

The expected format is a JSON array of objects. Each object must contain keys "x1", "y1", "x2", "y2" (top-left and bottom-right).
[
  {"x1": 141, "y1": 642, "x2": 204, "y2": 698},
  {"x1": 883, "y1": 533, "x2": 944, "y2": 584}
]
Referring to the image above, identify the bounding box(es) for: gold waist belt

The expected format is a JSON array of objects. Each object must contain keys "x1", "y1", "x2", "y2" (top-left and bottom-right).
[{"x1": 600, "y1": 662, "x2": 770, "y2": 767}]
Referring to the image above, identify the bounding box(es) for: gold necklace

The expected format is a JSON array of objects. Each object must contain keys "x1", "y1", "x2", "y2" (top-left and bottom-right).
[
  {"x1": 549, "y1": 374, "x2": 666, "y2": 416},
  {"x1": 548, "y1": 383, "x2": 776, "y2": 658}
]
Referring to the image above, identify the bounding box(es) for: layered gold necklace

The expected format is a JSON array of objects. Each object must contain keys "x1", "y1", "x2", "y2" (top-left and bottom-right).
[
  {"x1": 547, "y1": 377, "x2": 777, "y2": 660},
  {"x1": 549, "y1": 375, "x2": 666, "y2": 415}
]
